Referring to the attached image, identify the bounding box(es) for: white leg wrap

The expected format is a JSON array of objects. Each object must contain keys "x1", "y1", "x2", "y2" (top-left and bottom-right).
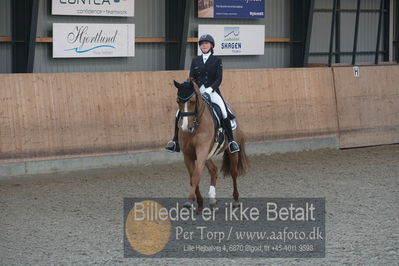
[{"x1": 208, "y1": 185, "x2": 216, "y2": 198}]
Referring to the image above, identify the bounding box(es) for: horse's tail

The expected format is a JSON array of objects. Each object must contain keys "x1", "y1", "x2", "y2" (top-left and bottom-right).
[
  {"x1": 235, "y1": 131, "x2": 249, "y2": 176},
  {"x1": 221, "y1": 128, "x2": 249, "y2": 177}
]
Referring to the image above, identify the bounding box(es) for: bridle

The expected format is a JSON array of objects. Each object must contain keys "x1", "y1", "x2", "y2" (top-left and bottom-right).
[{"x1": 178, "y1": 91, "x2": 206, "y2": 131}]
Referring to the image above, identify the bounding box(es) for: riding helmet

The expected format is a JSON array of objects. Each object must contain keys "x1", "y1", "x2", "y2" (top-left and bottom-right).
[{"x1": 199, "y1": 34, "x2": 215, "y2": 47}]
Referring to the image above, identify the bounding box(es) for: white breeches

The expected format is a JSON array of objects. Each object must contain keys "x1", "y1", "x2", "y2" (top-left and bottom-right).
[
  {"x1": 206, "y1": 91, "x2": 227, "y2": 119},
  {"x1": 199, "y1": 85, "x2": 227, "y2": 119}
]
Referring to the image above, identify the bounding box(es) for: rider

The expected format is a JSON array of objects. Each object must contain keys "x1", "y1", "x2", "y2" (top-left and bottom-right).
[{"x1": 165, "y1": 34, "x2": 240, "y2": 154}]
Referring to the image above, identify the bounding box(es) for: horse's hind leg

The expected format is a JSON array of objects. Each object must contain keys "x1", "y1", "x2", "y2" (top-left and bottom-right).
[
  {"x1": 229, "y1": 153, "x2": 240, "y2": 208},
  {"x1": 206, "y1": 159, "x2": 218, "y2": 187},
  {"x1": 205, "y1": 160, "x2": 218, "y2": 206}
]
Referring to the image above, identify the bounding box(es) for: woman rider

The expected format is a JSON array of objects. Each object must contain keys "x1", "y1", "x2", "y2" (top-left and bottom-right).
[{"x1": 165, "y1": 34, "x2": 240, "y2": 153}]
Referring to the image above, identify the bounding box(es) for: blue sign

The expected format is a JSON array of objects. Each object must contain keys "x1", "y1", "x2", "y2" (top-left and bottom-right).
[{"x1": 198, "y1": 0, "x2": 265, "y2": 19}]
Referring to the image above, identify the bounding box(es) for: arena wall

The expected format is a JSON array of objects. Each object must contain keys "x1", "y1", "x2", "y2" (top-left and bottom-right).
[
  {"x1": 334, "y1": 65, "x2": 399, "y2": 148},
  {"x1": 0, "y1": 65, "x2": 398, "y2": 164}
]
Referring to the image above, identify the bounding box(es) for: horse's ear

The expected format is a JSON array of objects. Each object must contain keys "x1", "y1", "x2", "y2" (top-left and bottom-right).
[{"x1": 173, "y1": 80, "x2": 179, "y2": 89}]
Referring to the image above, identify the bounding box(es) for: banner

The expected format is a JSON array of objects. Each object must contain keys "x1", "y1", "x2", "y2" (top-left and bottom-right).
[
  {"x1": 52, "y1": 0, "x2": 134, "y2": 17},
  {"x1": 198, "y1": 0, "x2": 264, "y2": 19},
  {"x1": 53, "y1": 23, "x2": 135, "y2": 58},
  {"x1": 198, "y1": 25, "x2": 265, "y2": 56},
  {"x1": 124, "y1": 198, "x2": 325, "y2": 258}
]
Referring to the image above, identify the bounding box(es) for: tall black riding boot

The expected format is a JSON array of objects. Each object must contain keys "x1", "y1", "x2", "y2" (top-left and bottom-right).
[
  {"x1": 222, "y1": 118, "x2": 240, "y2": 153},
  {"x1": 165, "y1": 114, "x2": 180, "y2": 152}
]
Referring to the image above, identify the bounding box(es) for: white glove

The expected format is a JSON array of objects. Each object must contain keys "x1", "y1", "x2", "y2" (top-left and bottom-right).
[
  {"x1": 200, "y1": 85, "x2": 206, "y2": 94},
  {"x1": 204, "y1": 87, "x2": 213, "y2": 94}
]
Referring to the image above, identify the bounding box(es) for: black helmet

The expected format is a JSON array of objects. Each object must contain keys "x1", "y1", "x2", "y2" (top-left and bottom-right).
[{"x1": 199, "y1": 34, "x2": 215, "y2": 47}]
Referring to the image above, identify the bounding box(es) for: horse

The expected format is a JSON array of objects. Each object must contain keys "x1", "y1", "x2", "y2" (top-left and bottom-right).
[{"x1": 173, "y1": 80, "x2": 249, "y2": 211}]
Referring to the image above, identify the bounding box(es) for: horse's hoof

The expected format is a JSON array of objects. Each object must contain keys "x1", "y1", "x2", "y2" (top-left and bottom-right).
[
  {"x1": 183, "y1": 200, "x2": 195, "y2": 209},
  {"x1": 232, "y1": 200, "x2": 240, "y2": 209},
  {"x1": 209, "y1": 198, "x2": 217, "y2": 206},
  {"x1": 196, "y1": 206, "x2": 204, "y2": 214}
]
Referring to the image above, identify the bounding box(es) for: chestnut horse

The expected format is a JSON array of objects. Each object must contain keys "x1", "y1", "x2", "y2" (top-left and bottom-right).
[{"x1": 173, "y1": 80, "x2": 249, "y2": 211}]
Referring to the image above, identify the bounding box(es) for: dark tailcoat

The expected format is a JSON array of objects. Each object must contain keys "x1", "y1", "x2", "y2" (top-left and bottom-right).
[{"x1": 189, "y1": 54, "x2": 223, "y2": 95}]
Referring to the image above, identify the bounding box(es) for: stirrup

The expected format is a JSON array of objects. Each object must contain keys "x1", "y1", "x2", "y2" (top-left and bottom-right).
[
  {"x1": 165, "y1": 140, "x2": 180, "y2": 152},
  {"x1": 228, "y1": 141, "x2": 240, "y2": 153}
]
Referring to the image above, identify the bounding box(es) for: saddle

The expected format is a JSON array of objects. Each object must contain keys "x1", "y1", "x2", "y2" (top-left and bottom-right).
[{"x1": 202, "y1": 93, "x2": 237, "y2": 159}]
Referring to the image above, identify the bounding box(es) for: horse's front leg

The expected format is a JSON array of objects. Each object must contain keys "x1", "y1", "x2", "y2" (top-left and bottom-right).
[
  {"x1": 185, "y1": 149, "x2": 208, "y2": 209},
  {"x1": 187, "y1": 160, "x2": 205, "y2": 205},
  {"x1": 183, "y1": 154, "x2": 197, "y2": 209},
  {"x1": 195, "y1": 186, "x2": 204, "y2": 212}
]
